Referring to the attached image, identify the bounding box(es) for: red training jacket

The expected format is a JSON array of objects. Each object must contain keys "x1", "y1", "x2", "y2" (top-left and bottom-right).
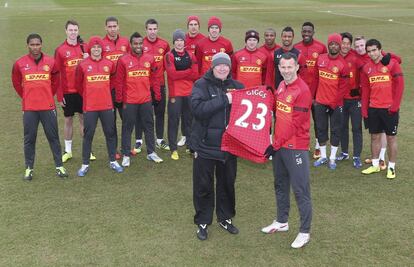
[
  {"x1": 55, "y1": 40, "x2": 87, "y2": 101},
  {"x1": 195, "y1": 35, "x2": 233, "y2": 76},
  {"x1": 231, "y1": 48, "x2": 268, "y2": 88},
  {"x1": 115, "y1": 51, "x2": 161, "y2": 104},
  {"x1": 185, "y1": 32, "x2": 206, "y2": 56},
  {"x1": 75, "y1": 56, "x2": 115, "y2": 111},
  {"x1": 312, "y1": 53, "x2": 350, "y2": 109},
  {"x1": 294, "y1": 38, "x2": 327, "y2": 95},
  {"x1": 273, "y1": 77, "x2": 312, "y2": 150},
  {"x1": 164, "y1": 49, "x2": 198, "y2": 97},
  {"x1": 12, "y1": 53, "x2": 59, "y2": 111},
  {"x1": 102, "y1": 34, "x2": 130, "y2": 63},
  {"x1": 143, "y1": 36, "x2": 170, "y2": 86},
  {"x1": 360, "y1": 58, "x2": 404, "y2": 117}
]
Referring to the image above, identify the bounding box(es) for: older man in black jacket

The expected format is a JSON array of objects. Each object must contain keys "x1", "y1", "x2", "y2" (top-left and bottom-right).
[{"x1": 191, "y1": 52, "x2": 244, "y2": 240}]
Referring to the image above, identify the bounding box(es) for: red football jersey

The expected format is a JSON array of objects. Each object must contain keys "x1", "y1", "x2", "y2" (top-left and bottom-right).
[{"x1": 221, "y1": 86, "x2": 274, "y2": 163}]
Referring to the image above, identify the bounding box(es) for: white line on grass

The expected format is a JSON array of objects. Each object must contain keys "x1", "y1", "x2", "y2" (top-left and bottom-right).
[{"x1": 318, "y1": 10, "x2": 414, "y2": 26}]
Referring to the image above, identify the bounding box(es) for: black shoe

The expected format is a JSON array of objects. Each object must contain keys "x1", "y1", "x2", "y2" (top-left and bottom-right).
[
  {"x1": 219, "y1": 219, "x2": 239, "y2": 234},
  {"x1": 196, "y1": 224, "x2": 208, "y2": 240}
]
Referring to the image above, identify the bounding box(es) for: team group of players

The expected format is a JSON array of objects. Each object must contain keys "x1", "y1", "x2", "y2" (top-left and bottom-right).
[{"x1": 11, "y1": 14, "x2": 404, "y2": 247}]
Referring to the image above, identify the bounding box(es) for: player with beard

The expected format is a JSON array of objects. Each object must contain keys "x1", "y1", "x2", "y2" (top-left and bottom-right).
[{"x1": 312, "y1": 33, "x2": 350, "y2": 170}]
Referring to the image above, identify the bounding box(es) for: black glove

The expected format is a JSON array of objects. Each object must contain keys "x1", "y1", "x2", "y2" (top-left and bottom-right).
[
  {"x1": 363, "y1": 118, "x2": 369, "y2": 129},
  {"x1": 264, "y1": 145, "x2": 275, "y2": 159},
  {"x1": 381, "y1": 53, "x2": 391, "y2": 66},
  {"x1": 350, "y1": 88, "x2": 360, "y2": 97},
  {"x1": 114, "y1": 101, "x2": 123, "y2": 109}
]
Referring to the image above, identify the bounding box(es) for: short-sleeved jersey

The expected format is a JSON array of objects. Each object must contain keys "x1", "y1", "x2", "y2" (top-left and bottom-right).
[{"x1": 221, "y1": 86, "x2": 274, "y2": 163}]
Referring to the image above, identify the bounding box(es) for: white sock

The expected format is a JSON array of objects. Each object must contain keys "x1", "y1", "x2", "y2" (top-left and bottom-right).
[
  {"x1": 157, "y1": 138, "x2": 163, "y2": 144},
  {"x1": 320, "y1": 145, "x2": 327, "y2": 158},
  {"x1": 64, "y1": 140, "x2": 72, "y2": 153},
  {"x1": 330, "y1": 146, "x2": 338, "y2": 161},
  {"x1": 379, "y1": 148, "x2": 386, "y2": 161},
  {"x1": 80, "y1": 164, "x2": 89, "y2": 171},
  {"x1": 372, "y1": 158, "x2": 380, "y2": 167},
  {"x1": 136, "y1": 139, "x2": 142, "y2": 144},
  {"x1": 315, "y1": 139, "x2": 320, "y2": 149},
  {"x1": 388, "y1": 162, "x2": 395, "y2": 169}
]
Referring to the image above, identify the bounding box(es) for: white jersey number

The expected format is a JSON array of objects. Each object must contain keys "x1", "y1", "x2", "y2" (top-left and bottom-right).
[{"x1": 234, "y1": 99, "x2": 268, "y2": 131}]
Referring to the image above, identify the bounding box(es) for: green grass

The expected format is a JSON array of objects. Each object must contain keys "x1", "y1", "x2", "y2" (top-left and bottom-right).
[{"x1": 1, "y1": 0, "x2": 413, "y2": 266}]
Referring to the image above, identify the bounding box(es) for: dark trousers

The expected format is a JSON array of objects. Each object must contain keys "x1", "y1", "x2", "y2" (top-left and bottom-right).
[
  {"x1": 82, "y1": 110, "x2": 116, "y2": 164},
  {"x1": 314, "y1": 102, "x2": 342, "y2": 146},
  {"x1": 273, "y1": 148, "x2": 312, "y2": 233},
  {"x1": 340, "y1": 99, "x2": 363, "y2": 157},
  {"x1": 136, "y1": 85, "x2": 166, "y2": 140},
  {"x1": 311, "y1": 103, "x2": 318, "y2": 141},
  {"x1": 168, "y1": 96, "x2": 192, "y2": 151},
  {"x1": 121, "y1": 102, "x2": 155, "y2": 156},
  {"x1": 193, "y1": 155, "x2": 237, "y2": 225},
  {"x1": 23, "y1": 110, "x2": 62, "y2": 168},
  {"x1": 111, "y1": 89, "x2": 123, "y2": 149}
]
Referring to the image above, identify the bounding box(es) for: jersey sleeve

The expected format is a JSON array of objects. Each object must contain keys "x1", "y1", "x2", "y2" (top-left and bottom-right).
[
  {"x1": 11, "y1": 62, "x2": 23, "y2": 98},
  {"x1": 389, "y1": 61, "x2": 404, "y2": 112}
]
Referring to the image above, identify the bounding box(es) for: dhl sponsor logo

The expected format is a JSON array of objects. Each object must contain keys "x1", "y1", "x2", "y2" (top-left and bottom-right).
[
  {"x1": 276, "y1": 101, "x2": 292, "y2": 113},
  {"x1": 306, "y1": 60, "x2": 316, "y2": 67},
  {"x1": 239, "y1": 66, "x2": 261, "y2": 73},
  {"x1": 319, "y1": 70, "x2": 338, "y2": 80},
  {"x1": 106, "y1": 54, "x2": 123, "y2": 61},
  {"x1": 87, "y1": 75, "x2": 110, "y2": 82},
  {"x1": 154, "y1": 55, "x2": 163, "y2": 62},
  {"x1": 204, "y1": 56, "x2": 213, "y2": 62},
  {"x1": 25, "y1": 74, "x2": 49, "y2": 81},
  {"x1": 66, "y1": 59, "x2": 82, "y2": 67},
  {"x1": 128, "y1": 70, "x2": 149, "y2": 77},
  {"x1": 369, "y1": 75, "x2": 390, "y2": 83}
]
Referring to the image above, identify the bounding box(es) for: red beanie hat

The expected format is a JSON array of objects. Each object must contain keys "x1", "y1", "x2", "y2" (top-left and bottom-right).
[
  {"x1": 327, "y1": 33, "x2": 342, "y2": 46},
  {"x1": 88, "y1": 36, "x2": 104, "y2": 53},
  {"x1": 208, "y1": 16, "x2": 222, "y2": 30},
  {"x1": 187, "y1": 15, "x2": 200, "y2": 26}
]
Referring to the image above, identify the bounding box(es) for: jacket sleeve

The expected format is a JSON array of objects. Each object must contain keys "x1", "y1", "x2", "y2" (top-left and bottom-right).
[
  {"x1": 191, "y1": 81, "x2": 229, "y2": 121},
  {"x1": 231, "y1": 54, "x2": 237, "y2": 79},
  {"x1": 114, "y1": 60, "x2": 125, "y2": 103},
  {"x1": 54, "y1": 49, "x2": 64, "y2": 102},
  {"x1": 189, "y1": 53, "x2": 199, "y2": 81},
  {"x1": 265, "y1": 55, "x2": 275, "y2": 89},
  {"x1": 333, "y1": 64, "x2": 350, "y2": 109},
  {"x1": 150, "y1": 60, "x2": 161, "y2": 101},
  {"x1": 360, "y1": 69, "x2": 370, "y2": 118},
  {"x1": 389, "y1": 61, "x2": 404, "y2": 113},
  {"x1": 51, "y1": 61, "x2": 60, "y2": 97},
  {"x1": 11, "y1": 62, "x2": 23, "y2": 98},
  {"x1": 273, "y1": 88, "x2": 312, "y2": 150},
  {"x1": 75, "y1": 64, "x2": 84, "y2": 97},
  {"x1": 310, "y1": 59, "x2": 319, "y2": 99}
]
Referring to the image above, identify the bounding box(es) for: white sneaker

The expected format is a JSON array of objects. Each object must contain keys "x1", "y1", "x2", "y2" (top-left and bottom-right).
[
  {"x1": 291, "y1": 232, "x2": 310, "y2": 248},
  {"x1": 121, "y1": 156, "x2": 130, "y2": 167},
  {"x1": 177, "y1": 136, "x2": 186, "y2": 147},
  {"x1": 261, "y1": 220, "x2": 289, "y2": 234},
  {"x1": 146, "y1": 152, "x2": 163, "y2": 163}
]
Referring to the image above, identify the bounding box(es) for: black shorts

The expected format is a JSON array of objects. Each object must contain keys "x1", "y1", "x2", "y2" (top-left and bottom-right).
[
  {"x1": 62, "y1": 93, "x2": 83, "y2": 117},
  {"x1": 368, "y1": 108, "x2": 399, "y2": 136}
]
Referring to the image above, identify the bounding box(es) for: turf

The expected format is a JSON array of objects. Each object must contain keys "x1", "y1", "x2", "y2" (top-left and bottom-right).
[{"x1": 1, "y1": 0, "x2": 413, "y2": 266}]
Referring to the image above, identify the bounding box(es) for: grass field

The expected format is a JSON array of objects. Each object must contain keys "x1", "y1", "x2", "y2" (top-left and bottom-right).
[{"x1": 1, "y1": 0, "x2": 413, "y2": 266}]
